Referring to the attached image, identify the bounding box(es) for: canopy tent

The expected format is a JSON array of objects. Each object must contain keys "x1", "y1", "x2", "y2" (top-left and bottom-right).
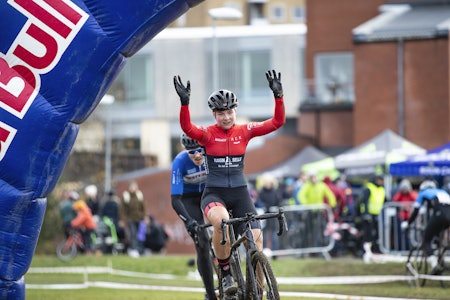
[
  {"x1": 389, "y1": 142, "x2": 450, "y2": 177},
  {"x1": 333, "y1": 129, "x2": 425, "y2": 176},
  {"x1": 249, "y1": 145, "x2": 330, "y2": 179},
  {"x1": 301, "y1": 156, "x2": 340, "y2": 180}
]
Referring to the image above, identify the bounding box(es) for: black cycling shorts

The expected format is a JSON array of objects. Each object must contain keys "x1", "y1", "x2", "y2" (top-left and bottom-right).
[{"x1": 201, "y1": 186, "x2": 261, "y2": 232}]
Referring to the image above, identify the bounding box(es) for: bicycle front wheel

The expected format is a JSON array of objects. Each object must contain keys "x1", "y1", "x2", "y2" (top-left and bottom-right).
[
  {"x1": 405, "y1": 245, "x2": 428, "y2": 287},
  {"x1": 246, "y1": 251, "x2": 279, "y2": 300},
  {"x1": 56, "y1": 239, "x2": 77, "y2": 262}
]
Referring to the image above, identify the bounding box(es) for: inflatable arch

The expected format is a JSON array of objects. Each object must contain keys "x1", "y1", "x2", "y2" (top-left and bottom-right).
[{"x1": 0, "y1": 0, "x2": 203, "y2": 298}]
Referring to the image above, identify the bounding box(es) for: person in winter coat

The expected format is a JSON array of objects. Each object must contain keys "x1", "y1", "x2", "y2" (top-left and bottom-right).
[
  {"x1": 258, "y1": 173, "x2": 283, "y2": 252},
  {"x1": 71, "y1": 199, "x2": 97, "y2": 253}
]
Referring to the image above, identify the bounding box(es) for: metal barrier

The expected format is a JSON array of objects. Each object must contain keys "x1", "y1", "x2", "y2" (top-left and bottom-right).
[
  {"x1": 378, "y1": 202, "x2": 429, "y2": 255},
  {"x1": 269, "y1": 204, "x2": 335, "y2": 260}
]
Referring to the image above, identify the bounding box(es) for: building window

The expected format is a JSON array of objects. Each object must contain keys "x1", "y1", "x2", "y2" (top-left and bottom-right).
[
  {"x1": 313, "y1": 52, "x2": 354, "y2": 103},
  {"x1": 108, "y1": 55, "x2": 153, "y2": 104},
  {"x1": 248, "y1": 2, "x2": 266, "y2": 25},
  {"x1": 271, "y1": 5, "x2": 286, "y2": 22},
  {"x1": 292, "y1": 6, "x2": 305, "y2": 22},
  {"x1": 212, "y1": 47, "x2": 270, "y2": 106},
  {"x1": 239, "y1": 50, "x2": 271, "y2": 105}
]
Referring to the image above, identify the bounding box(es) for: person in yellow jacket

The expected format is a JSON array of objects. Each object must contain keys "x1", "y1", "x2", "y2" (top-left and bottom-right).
[
  {"x1": 298, "y1": 171, "x2": 337, "y2": 248},
  {"x1": 359, "y1": 176, "x2": 385, "y2": 263},
  {"x1": 299, "y1": 172, "x2": 337, "y2": 208}
]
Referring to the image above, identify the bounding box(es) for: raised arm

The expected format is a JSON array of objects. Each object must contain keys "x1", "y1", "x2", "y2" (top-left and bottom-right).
[{"x1": 174, "y1": 75, "x2": 205, "y2": 141}]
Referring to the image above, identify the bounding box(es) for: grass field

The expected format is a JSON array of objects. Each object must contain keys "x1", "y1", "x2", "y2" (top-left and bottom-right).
[{"x1": 25, "y1": 254, "x2": 450, "y2": 299}]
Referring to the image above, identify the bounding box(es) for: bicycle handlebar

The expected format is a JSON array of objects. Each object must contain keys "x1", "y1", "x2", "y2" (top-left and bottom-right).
[{"x1": 220, "y1": 207, "x2": 287, "y2": 245}]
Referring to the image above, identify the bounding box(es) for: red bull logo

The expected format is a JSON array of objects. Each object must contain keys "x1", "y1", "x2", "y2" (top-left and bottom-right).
[{"x1": 0, "y1": 0, "x2": 88, "y2": 160}]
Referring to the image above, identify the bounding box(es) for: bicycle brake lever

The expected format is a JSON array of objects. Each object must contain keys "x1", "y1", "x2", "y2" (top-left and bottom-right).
[
  {"x1": 277, "y1": 208, "x2": 288, "y2": 236},
  {"x1": 220, "y1": 219, "x2": 227, "y2": 245}
]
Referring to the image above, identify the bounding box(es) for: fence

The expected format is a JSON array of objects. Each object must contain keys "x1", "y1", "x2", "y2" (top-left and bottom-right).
[
  {"x1": 269, "y1": 204, "x2": 335, "y2": 260},
  {"x1": 265, "y1": 202, "x2": 449, "y2": 259}
]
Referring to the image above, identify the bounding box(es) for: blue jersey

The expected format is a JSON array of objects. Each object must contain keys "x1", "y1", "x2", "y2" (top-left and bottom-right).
[
  {"x1": 171, "y1": 151, "x2": 207, "y2": 195},
  {"x1": 414, "y1": 188, "x2": 450, "y2": 208}
]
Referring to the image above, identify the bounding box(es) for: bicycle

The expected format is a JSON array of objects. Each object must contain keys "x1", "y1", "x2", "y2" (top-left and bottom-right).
[
  {"x1": 203, "y1": 207, "x2": 287, "y2": 300},
  {"x1": 405, "y1": 227, "x2": 450, "y2": 288},
  {"x1": 56, "y1": 228, "x2": 86, "y2": 261}
]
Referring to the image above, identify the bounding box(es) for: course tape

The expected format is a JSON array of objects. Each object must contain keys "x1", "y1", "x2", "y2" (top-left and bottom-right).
[{"x1": 26, "y1": 281, "x2": 428, "y2": 300}]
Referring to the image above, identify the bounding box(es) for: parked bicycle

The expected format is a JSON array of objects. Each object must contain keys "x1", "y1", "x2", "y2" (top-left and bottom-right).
[{"x1": 202, "y1": 207, "x2": 287, "y2": 300}]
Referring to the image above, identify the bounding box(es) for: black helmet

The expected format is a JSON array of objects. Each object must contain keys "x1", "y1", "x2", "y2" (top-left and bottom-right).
[
  {"x1": 208, "y1": 89, "x2": 238, "y2": 111},
  {"x1": 180, "y1": 133, "x2": 200, "y2": 150}
]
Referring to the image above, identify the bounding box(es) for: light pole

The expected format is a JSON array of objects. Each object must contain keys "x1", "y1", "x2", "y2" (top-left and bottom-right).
[
  {"x1": 100, "y1": 94, "x2": 115, "y2": 193},
  {"x1": 208, "y1": 7, "x2": 242, "y2": 91}
]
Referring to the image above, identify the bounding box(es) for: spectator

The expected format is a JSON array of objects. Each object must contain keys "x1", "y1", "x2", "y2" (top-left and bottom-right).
[
  {"x1": 71, "y1": 198, "x2": 97, "y2": 254},
  {"x1": 323, "y1": 176, "x2": 346, "y2": 221},
  {"x1": 358, "y1": 176, "x2": 385, "y2": 263},
  {"x1": 59, "y1": 190, "x2": 77, "y2": 237},
  {"x1": 299, "y1": 171, "x2": 337, "y2": 248},
  {"x1": 391, "y1": 178, "x2": 417, "y2": 251},
  {"x1": 84, "y1": 184, "x2": 99, "y2": 217},
  {"x1": 290, "y1": 171, "x2": 307, "y2": 205},
  {"x1": 100, "y1": 190, "x2": 126, "y2": 249},
  {"x1": 137, "y1": 215, "x2": 170, "y2": 255},
  {"x1": 299, "y1": 171, "x2": 336, "y2": 208},
  {"x1": 335, "y1": 175, "x2": 355, "y2": 222},
  {"x1": 258, "y1": 173, "x2": 283, "y2": 254},
  {"x1": 121, "y1": 180, "x2": 145, "y2": 258},
  {"x1": 392, "y1": 178, "x2": 417, "y2": 221}
]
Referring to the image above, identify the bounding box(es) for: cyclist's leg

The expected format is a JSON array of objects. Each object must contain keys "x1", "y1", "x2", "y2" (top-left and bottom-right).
[
  {"x1": 203, "y1": 198, "x2": 229, "y2": 260},
  {"x1": 185, "y1": 197, "x2": 216, "y2": 299},
  {"x1": 422, "y1": 215, "x2": 446, "y2": 272},
  {"x1": 202, "y1": 189, "x2": 237, "y2": 296}
]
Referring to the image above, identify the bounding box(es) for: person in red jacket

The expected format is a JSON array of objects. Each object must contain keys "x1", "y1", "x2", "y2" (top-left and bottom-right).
[
  {"x1": 71, "y1": 199, "x2": 97, "y2": 254},
  {"x1": 174, "y1": 70, "x2": 285, "y2": 296}
]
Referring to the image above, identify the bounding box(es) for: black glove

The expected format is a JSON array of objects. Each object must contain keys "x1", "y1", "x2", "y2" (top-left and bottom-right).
[
  {"x1": 185, "y1": 219, "x2": 199, "y2": 241},
  {"x1": 173, "y1": 75, "x2": 191, "y2": 105},
  {"x1": 266, "y1": 70, "x2": 283, "y2": 98}
]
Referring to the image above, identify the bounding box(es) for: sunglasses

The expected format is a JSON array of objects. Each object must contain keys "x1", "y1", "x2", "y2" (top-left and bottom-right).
[{"x1": 187, "y1": 148, "x2": 204, "y2": 155}]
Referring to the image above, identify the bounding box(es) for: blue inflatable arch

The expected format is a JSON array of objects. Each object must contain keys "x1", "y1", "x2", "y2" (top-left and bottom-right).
[{"x1": 0, "y1": 0, "x2": 203, "y2": 298}]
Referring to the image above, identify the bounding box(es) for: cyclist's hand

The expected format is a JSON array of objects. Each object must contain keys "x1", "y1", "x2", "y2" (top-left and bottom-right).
[
  {"x1": 185, "y1": 219, "x2": 199, "y2": 242},
  {"x1": 266, "y1": 70, "x2": 283, "y2": 98},
  {"x1": 174, "y1": 75, "x2": 190, "y2": 105},
  {"x1": 401, "y1": 221, "x2": 409, "y2": 231}
]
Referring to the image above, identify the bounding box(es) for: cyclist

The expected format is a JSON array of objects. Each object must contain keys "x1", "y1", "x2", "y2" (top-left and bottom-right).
[
  {"x1": 171, "y1": 133, "x2": 216, "y2": 300},
  {"x1": 174, "y1": 70, "x2": 285, "y2": 295},
  {"x1": 401, "y1": 180, "x2": 450, "y2": 274}
]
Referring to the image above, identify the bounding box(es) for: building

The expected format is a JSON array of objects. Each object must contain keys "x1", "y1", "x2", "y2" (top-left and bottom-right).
[{"x1": 300, "y1": 0, "x2": 450, "y2": 152}]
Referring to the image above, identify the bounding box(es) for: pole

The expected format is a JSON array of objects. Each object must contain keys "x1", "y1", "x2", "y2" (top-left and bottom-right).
[
  {"x1": 105, "y1": 106, "x2": 112, "y2": 193},
  {"x1": 212, "y1": 17, "x2": 218, "y2": 91}
]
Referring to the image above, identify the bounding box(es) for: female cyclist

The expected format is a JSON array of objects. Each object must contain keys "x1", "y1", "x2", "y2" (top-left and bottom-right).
[{"x1": 174, "y1": 70, "x2": 285, "y2": 295}]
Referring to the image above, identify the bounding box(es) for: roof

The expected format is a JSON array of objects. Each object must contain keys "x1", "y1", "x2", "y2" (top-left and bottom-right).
[{"x1": 353, "y1": 3, "x2": 450, "y2": 42}]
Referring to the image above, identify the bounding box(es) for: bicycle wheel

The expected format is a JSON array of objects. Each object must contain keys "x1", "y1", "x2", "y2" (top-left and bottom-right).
[
  {"x1": 56, "y1": 239, "x2": 77, "y2": 262},
  {"x1": 246, "y1": 251, "x2": 279, "y2": 300},
  {"x1": 405, "y1": 245, "x2": 428, "y2": 287}
]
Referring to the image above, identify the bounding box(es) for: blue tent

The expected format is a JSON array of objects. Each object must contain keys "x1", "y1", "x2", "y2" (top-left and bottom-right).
[{"x1": 389, "y1": 142, "x2": 450, "y2": 176}]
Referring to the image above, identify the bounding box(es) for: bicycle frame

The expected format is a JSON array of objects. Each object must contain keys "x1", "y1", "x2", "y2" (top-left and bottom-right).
[
  {"x1": 56, "y1": 229, "x2": 85, "y2": 262},
  {"x1": 220, "y1": 207, "x2": 287, "y2": 300}
]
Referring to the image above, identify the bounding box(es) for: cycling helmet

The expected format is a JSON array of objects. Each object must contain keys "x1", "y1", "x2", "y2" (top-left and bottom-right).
[
  {"x1": 208, "y1": 89, "x2": 238, "y2": 111},
  {"x1": 180, "y1": 133, "x2": 200, "y2": 150},
  {"x1": 419, "y1": 180, "x2": 436, "y2": 191}
]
